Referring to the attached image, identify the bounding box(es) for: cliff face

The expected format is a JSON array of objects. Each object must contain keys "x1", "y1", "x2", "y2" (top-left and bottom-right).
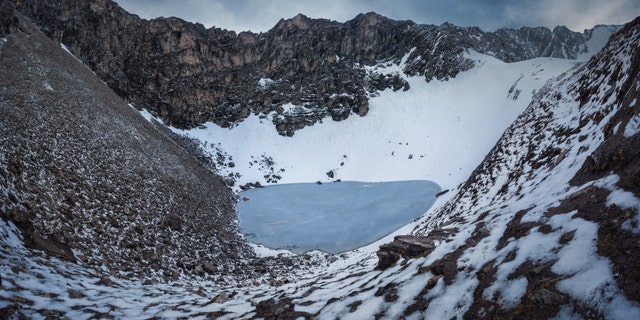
[{"x1": 14, "y1": 0, "x2": 598, "y2": 135}]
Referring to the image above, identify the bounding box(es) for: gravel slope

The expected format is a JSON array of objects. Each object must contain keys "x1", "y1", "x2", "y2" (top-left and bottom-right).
[{"x1": 0, "y1": 12, "x2": 253, "y2": 281}]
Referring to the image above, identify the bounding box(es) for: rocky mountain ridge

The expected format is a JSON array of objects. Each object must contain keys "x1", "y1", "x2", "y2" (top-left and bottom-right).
[{"x1": 12, "y1": 0, "x2": 615, "y2": 135}]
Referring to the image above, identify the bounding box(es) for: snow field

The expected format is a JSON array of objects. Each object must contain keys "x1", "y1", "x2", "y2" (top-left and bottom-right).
[{"x1": 175, "y1": 51, "x2": 580, "y2": 193}]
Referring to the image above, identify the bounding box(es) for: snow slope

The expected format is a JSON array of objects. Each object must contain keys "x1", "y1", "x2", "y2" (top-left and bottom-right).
[
  {"x1": 175, "y1": 51, "x2": 581, "y2": 194},
  {"x1": 278, "y1": 19, "x2": 640, "y2": 319},
  {"x1": 173, "y1": 25, "x2": 615, "y2": 194}
]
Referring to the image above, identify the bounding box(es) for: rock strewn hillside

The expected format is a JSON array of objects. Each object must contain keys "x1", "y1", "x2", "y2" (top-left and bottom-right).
[
  {"x1": 0, "y1": 9, "x2": 254, "y2": 281},
  {"x1": 14, "y1": 0, "x2": 600, "y2": 135}
]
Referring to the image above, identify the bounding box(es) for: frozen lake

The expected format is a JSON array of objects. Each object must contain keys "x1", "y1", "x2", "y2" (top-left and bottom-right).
[{"x1": 237, "y1": 180, "x2": 441, "y2": 254}]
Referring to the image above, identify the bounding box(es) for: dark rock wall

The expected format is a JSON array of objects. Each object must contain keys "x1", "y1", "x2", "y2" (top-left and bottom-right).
[{"x1": 13, "y1": 0, "x2": 592, "y2": 135}]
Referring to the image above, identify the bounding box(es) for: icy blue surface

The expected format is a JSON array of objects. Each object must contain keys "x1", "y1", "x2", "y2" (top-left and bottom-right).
[{"x1": 237, "y1": 180, "x2": 441, "y2": 254}]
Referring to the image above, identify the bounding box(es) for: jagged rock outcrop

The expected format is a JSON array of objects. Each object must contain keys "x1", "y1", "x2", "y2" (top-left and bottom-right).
[
  {"x1": 13, "y1": 0, "x2": 601, "y2": 135},
  {"x1": 475, "y1": 25, "x2": 588, "y2": 62}
]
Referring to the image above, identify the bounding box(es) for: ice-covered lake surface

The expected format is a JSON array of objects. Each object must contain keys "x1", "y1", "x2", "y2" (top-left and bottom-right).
[{"x1": 237, "y1": 180, "x2": 441, "y2": 254}]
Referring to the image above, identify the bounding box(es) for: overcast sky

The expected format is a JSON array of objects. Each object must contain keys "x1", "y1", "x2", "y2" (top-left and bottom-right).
[{"x1": 115, "y1": 0, "x2": 640, "y2": 33}]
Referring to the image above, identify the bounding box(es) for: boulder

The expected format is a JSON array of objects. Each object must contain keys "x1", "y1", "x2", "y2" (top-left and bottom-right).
[
  {"x1": 376, "y1": 228, "x2": 455, "y2": 270},
  {"x1": 376, "y1": 235, "x2": 436, "y2": 270}
]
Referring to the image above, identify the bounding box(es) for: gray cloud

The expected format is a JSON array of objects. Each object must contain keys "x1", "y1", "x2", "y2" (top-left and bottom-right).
[
  {"x1": 115, "y1": 0, "x2": 640, "y2": 32},
  {"x1": 500, "y1": 0, "x2": 640, "y2": 31}
]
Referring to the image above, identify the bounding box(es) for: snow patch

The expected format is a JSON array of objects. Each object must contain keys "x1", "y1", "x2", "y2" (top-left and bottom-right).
[
  {"x1": 549, "y1": 213, "x2": 640, "y2": 318},
  {"x1": 624, "y1": 113, "x2": 640, "y2": 138},
  {"x1": 0, "y1": 220, "x2": 24, "y2": 249},
  {"x1": 257, "y1": 77, "x2": 275, "y2": 90},
  {"x1": 607, "y1": 188, "x2": 640, "y2": 233},
  {"x1": 607, "y1": 189, "x2": 640, "y2": 212},
  {"x1": 552, "y1": 306, "x2": 582, "y2": 320},
  {"x1": 499, "y1": 277, "x2": 528, "y2": 308},
  {"x1": 60, "y1": 43, "x2": 82, "y2": 64},
  {"x1": 278, "y1": 102, "x2": 310, "y2": 114},
  {"x1": 551, "y1": 214, "x2": 599, "y2": 275},
  {"x1": 129, "y1": 103, "x2": 164, "y2": 124},
  {"x1": 365, "y1": 47, "x2": 416, "y2": 76},
  {"x1": 247, "y1": 242, "x2": 295, "y2": 258},
  {"x1": 328, "y1": 93, "x2": 355, "y2": 99}
]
